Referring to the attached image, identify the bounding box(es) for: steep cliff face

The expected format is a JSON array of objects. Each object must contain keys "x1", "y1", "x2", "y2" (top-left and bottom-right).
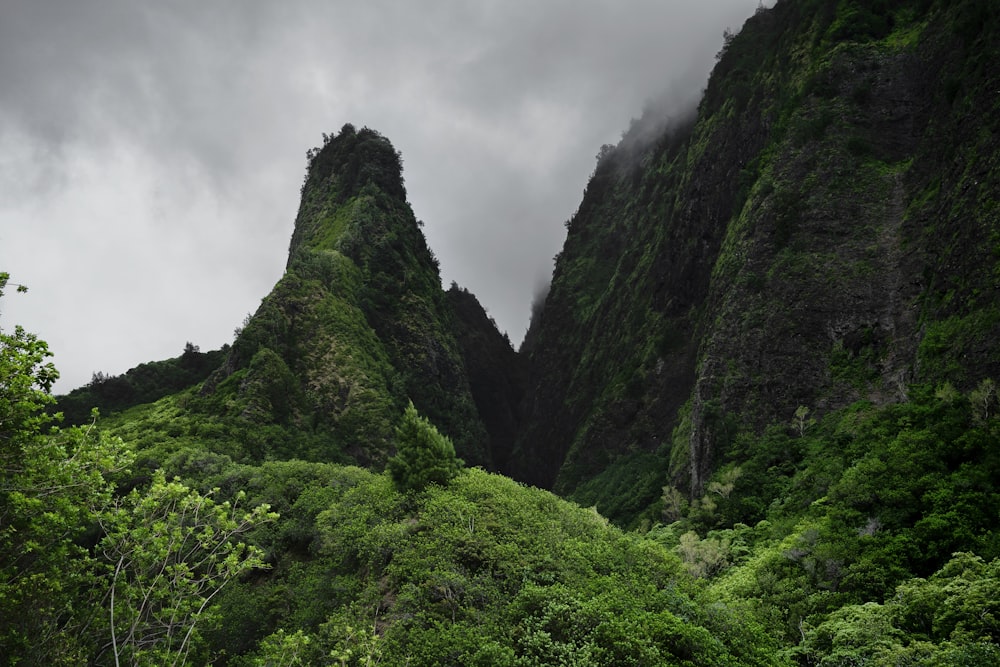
[
  {"x1": 513, "y1": 0, "x2": 1000, "y2": 517},
  {"x1": 446, "y1": 284, "x2": 527, "y2": 471},
  {"x1": 66, "y1": 0, "x2": 1000, "y2": 530},
  {"x1": 203, "y1": 125, "x2": 491, "y2": 466}
]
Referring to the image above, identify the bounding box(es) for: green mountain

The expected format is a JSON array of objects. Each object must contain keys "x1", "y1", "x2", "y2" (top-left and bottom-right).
[
  {"x1": 83, "y1": 124, "x2": 508, "y2": 473},
  {"x1": 213, "y1": 123, "x2": 494, "y2": 468},
  {"x1": 512, "y1": 0, "x2": 1000, "y2": 524},
  {"x1": 10, "y1": 0, "x2": 1000, "y2": 664}
]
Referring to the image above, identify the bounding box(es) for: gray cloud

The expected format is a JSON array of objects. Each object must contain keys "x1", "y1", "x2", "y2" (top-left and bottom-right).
[{"x1": 0, "y1": 0, "x2": 764, "y2": 391}]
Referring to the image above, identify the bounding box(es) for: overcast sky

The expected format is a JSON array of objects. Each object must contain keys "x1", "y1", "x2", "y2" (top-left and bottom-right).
[{"x1": 1, "y1": 0, "x2": 763, "y2": 393}]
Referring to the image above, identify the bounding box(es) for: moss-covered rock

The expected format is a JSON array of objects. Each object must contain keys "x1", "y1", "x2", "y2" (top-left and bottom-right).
[{"x1": 514, "y1": 0, "x2": 1000, "y2": 523}]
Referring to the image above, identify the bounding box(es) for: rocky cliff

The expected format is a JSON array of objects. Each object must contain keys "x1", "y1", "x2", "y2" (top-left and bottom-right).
[
  {"x1": 511, "y1": 0, "x2": 1000, "y2": 521},
  {"x1": 71, "y1": 1, "x2": 1000, "y2": 530}
]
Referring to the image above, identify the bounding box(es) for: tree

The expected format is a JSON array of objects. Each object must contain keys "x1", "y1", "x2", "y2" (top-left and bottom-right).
[
  {"x1": 249, "y1": 629, "x2": 317, "y2": 666},
  {"x1": 387, "y1": 402, "x2": 463, "y2": 492},
  {"x1": 793, "y1": 405, "x2": 815, "y2": 436},
  {"x1": 1, "y1": 273, "x2": 276, "y2": 665},
  {"x1": 180, "y1": 341, "x2": 202, "y2": 371},
  {"x1": 0, "y1": 273, "x2": 58, "y2": 459},
  {"x1": 0, "y1": 418, "x2": 132, "y2": 664},
  {"x1": 707, "y1": 465, "x2": 742, "y2": 499},
  {"x1": 661, "y1": 485, "x2": 687, "y2": 522},
  {"x1": 1, "y1": 273, "x2": 132, "y2": 663},
  {"x1": 96, "y1": 471, "x2": 277, "y2": 666},
  {"x1": 969, "y1": 378, "x2": 996, "y2": 421},
  {"x1": 677, "y1": 530, "x2": 732, "y2": 578}
]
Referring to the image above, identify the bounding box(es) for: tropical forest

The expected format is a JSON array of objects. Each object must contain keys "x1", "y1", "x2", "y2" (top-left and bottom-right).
[{"x1": 4, "y1": 0, "x2": 1000, "y2": 664}]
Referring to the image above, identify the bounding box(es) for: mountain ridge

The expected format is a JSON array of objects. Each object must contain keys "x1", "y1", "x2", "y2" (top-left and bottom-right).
[
  {"x1": 28, "y1": 1, "x2": 1000, "y2": 663},
  {"x1": 507, "y1": 0, "x2": 1000, "y2": 521},
  {"x1": 57, "y1": 0, "x2": 1000, "y2": 526}
]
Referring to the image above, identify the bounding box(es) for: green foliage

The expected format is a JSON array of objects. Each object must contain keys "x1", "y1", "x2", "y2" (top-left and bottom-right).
[
  {"x1": 793, "y1": 406, "x2": 816, "y2": 436},
  {"x1": 799, "y1": 601, "x2": 902, "y2": 665},
  {"x1": 798, "y1": 553, "x2": 1000, "y2": 665},
  {"x1": 241, "y1": 347, "x2": 299, "y2": 424},
  {"x1": 969, "y1": 377, "x2": 997, "y2": 420},
  {"x1": 0, "y1": 279, "x2": 59, "y2": 450},
  {"x1": 0, "y1": 418, "x2": 133, "y2": 664},
  {"x1": 96, "y1": 471, "x2": 277, "y2": 666},
  {"x1": 387, "y1": 402, "x2": 463, "y2": 493},
  {"x1": 826, "y1": 0, "x2": 894, "y2": 43},
  {"x1": 246, "y1": 629, "x2": 315, "y2": 666},
  {"x1": 1, "y1": 279, "x2": 277, "y2": 665},
  {"x1": 0, "y1": 274, "x2": 129, "y2": 663},
  {"x1": 918, "y1": 308, "x2": 1000, "y2": 383},
  {"x1": 298, "y1": 468, "x2": 780, "y2": 666},
  {"x1": 569, "y1": 452, "x2": 667, "y2": 528},
  {"x1": 11, "y1": 3, "x2": 1000, "y2": 665},
  {"x1": 702, "y1": 382, "x2": 1000, "y2": 652},
  {"x1": 55, "y1": 344, "x2": 227, "y2": 425},
  {"x1": 154, "y1": 463, "x2": 783, "y2": 664}
]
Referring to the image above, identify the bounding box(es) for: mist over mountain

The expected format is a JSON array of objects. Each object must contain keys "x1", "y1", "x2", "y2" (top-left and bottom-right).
[
  {"x1": 1, "y1": 0, "x2": 764, "y2": 395},
  {"x1": 10, "y1": 0, "x2": 1000, "y2": 664}
]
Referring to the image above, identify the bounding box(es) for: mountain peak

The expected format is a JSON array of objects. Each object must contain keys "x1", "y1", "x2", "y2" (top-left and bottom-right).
[
  {"x1": 288, "y1": 124, "x2": 407, "y2": 265},
  {"x1": 306, "y1": 123, "x2": 405, "y2": 202},
  {"x1": 191, "y1": 125, "x2": 499, "y2": 468}
]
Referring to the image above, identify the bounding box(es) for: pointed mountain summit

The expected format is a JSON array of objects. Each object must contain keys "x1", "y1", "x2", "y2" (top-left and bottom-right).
[
  {"x1": 201, "y1": 124, "x2": 496, "y2": 466},
  {"x1": 34, "y1": 4, "x2": 1000, "y2": 662}
]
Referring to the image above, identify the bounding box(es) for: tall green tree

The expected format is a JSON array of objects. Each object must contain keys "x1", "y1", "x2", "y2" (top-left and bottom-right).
[
  {"x1": 1, "y1": 274, "x2": 276, "y2": 665},
  {"x1": 387, "y1": 402, "x2": 463, "y2": 493}
]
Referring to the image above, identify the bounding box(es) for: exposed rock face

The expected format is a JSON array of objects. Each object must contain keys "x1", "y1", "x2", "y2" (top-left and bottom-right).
[{"x1": 512, "y1": 0, "x2": 1000, "y2": 513}]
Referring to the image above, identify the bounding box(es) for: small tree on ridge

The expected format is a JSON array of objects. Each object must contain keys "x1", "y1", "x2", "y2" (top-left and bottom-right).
[{"x1": 387, "y1": 402, "x2": 463, "y2": 493}]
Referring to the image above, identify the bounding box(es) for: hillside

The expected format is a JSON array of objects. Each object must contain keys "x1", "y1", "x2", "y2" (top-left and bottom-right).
[
  {"x1": 212, "y1": 124, "x2": 496, "y2": 467},
  {"x1": 512, "y1": 0, "x2": 1000, "y2": 523},
  {"x1": 85, "y1": 125, "x2": 520, "y2": 476},
  {"x1": 6, "y1": 0, "x2": 1000, "y2": 664}
]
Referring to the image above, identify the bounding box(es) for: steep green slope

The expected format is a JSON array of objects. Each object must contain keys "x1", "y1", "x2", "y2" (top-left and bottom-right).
[
  {"x1": 198, "y1": 464, "x2": 781, "y2": 666},
  {"x1": 446, "y1": 284, "x2": 527, "y2": 472},
  {"x1": 137, "y1": 125, "x2": 493, "y2": 469},
  {"x1": 513, "y1": 0, "x2": 1000, "y2": 524}
]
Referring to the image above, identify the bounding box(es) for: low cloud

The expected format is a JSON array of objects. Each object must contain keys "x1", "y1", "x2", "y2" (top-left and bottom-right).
[{"x1": 0, "y1": 0, "x2": 764, "y2": 391}]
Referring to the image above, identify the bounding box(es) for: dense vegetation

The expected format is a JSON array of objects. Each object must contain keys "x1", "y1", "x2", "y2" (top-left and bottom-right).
[
  {"x1": 140, "y1": 124, "x2": 496, "y2": 473},
  {"x1": 55, "y1": 343, "x2": 227, "y2": 426},
  {"x1": 1, "y1": 273, "x2": 778, "y2": 664},
  {"x1": 5, "y1": 0, "x2": 1000, "y2": 664},
  {"x1": 7, "y1": 281, "x2": 1000, "y2": 664},
  {"x1": 514, "y1": 0, "x2": 1000, "y2": 523}
]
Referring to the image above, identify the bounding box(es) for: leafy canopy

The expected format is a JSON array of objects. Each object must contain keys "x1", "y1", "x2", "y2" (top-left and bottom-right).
[{"x1": 0, "y1": 273, "x2": 277, "y2": 665}]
